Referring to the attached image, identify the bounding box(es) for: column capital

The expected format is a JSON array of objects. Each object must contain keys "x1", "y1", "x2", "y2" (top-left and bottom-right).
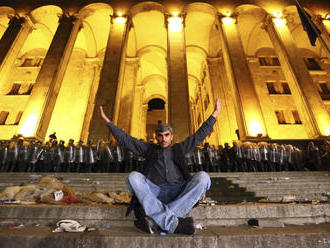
[
  {"x1": 218, "y1": 13, "x2": 238, "y2": 25},
  {"x1": 207, "y1": 56, "x2": 222, "y2": 63},
  {"x1": 263, "y1": 14, "x2": 289, "y2": 31},
  {"x1": 58, "y1": 14, "x2": 76, "y2": 24},
  {"x1": 8, "y1": 15, "x2": 25, "y2": 26},
  {"x1": 110, "y1": 14, "x2": 129, "y2": 25},
  {"x1": 142, "y1": 103, "x2": 148, "y2": 111},
  {"x1": 125, "y1": 56, "x2": 140, "y2": 67},
  {"x1": 165, "y1": 13, "x2": 186, "y2": 29}
]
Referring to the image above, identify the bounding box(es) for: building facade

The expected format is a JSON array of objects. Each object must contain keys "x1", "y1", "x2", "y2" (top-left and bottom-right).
[{"x1": 0, "y1": 0, "x2": 329, "y2": 145}]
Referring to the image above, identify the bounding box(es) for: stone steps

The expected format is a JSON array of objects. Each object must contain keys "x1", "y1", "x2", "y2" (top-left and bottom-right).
[
  {"x1": 0, "y1": 172, "x2": 329, "y2": 203},
  {"x1": 0, "y1": 172, "x2": 329, "y2": 248},
  {"x1": 0, "y1": 203, "x2": 329, "y2": 227},
  {"x1": 0, "y1": 224, "x2": 329, "y2": 248}
]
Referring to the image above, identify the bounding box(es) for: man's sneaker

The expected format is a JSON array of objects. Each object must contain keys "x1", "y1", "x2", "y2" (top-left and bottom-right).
[
  {"x1": 174, "y1": 217, "x2": 195, "y2": 235},
  {"x1": 134, "y1": 216, "x2": 161, "y2": 234}
]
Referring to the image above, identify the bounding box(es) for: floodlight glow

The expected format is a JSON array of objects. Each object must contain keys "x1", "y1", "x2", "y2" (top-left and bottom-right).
[
  {"x1": 222, "y1": 17, "x2": 234, "y2": 25},
  {"x1": 168, "y1": 16, "x2": 182, "y2": 32},
  {"x1": 249, "y1": 120, "x2": 264, "y2": 137},
  {"x1": 114, "y1": 16, "x2": 127, "y2": 25},
  {"x1": 19, "y1": 114, "x2": 38, "y2": 137},
  {"x1": 273, "y1": 18, "x2": 286, "y2": 27}
]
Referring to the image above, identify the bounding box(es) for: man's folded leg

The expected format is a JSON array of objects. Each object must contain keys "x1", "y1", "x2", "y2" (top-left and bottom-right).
[
  {"x1": 126, "y1": 171, "x2": 179, "y2": 233},
  {"x1": 168, "y1": 171, "x2": 211, "y2": 217}
]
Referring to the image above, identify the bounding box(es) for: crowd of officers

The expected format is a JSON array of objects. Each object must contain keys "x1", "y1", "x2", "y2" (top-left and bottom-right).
[{"x1": 0, "y1": 135, "x2": 329, "y2": 173}]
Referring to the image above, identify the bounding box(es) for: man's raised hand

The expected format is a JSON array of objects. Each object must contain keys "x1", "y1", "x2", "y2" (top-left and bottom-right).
[
  {"x1": 99, "y1": 106, "x2": 110, "y2": 123},
  {"x1": 212, "y1": 99, "x2": 221, "y2": 118}
]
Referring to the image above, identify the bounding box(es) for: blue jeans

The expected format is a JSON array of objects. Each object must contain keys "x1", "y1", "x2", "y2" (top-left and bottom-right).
[{"x1": 126, "y1": 171, "x2": 211, "y2": 233}]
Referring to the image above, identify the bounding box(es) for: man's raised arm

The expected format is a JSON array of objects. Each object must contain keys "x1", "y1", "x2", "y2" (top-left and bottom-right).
[
  {"x1": 180, "y1": 99, "x2": 221, "y2": 153},
  {"x1": 99, "y1": 106, "x2": 149, "y2": 156}
]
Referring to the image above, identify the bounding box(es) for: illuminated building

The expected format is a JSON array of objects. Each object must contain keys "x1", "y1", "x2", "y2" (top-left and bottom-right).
[{"x1": 0, "y1": 0, "x2": 329, "y2": 145}]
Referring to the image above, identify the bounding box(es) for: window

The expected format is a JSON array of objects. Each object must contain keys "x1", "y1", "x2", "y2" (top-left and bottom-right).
[
  {"x1": 259, "y1": 57, "x2": 280, "y2": 66},
  {"x1": 21, "y1": 57, "x2": 44, "y2": 67},
  {"x1": 14, "y1": 111, "x2": 23, "y2": 125},
  {"x1": 275, "y1": 110, "x2": 286, "y2": 124},
  {"x1": 267, "y1": 82, "x2": 291, "y2": 95},
  {"x1": 266, "y1": 82, "x2": 277, "y2": 94},
  {"x1": 25, "y1": 84, "x2": 34, "y2": 95},
  {"x1": 7, "y1": 84, "x2": 21, "y2": 95},
  {"x1": 292, "y1": 110, "x2": 302, "y2": 124},
  {"x1": 7, "y1": 83, "x2": 33, "y2": 95},
  {"x1": 21, "y1": 58, "x2": 34, "y2": 67},
  {"x1": 19, "y1": 84, "x2": 34, "y2": 95},
  {"x1": 318, "y1": 83, "x2": 330, "y2": 100},
  {"x1": 281, "y1": 82, "x2": 291, "y2": 94},
  {"x1": 304, "y1": 58, "x2": 322, "y2": 70},
  {"x1": 0, "y1": 111, "x2": 9, "y2": 125},
  {"x1": 319, "y1": 83, "x2": 330, "y2": 94}
]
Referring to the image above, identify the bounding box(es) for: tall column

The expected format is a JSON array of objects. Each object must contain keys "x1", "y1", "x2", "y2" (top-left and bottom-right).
[
  {"x1": 130, "y1": 83, "x2": 145, "y2": 139},
  {"x1": 0, "y1": 16, "x2": 33, "y2": 92},
  {"x1": 208, "y1": 57, "x2": 238, "y2": 144},
  {"x1": 265, "y1": 15, "x2": 330, "y2": 137},
  {"x1": 80, "y1": 59, "x2": 101, "y2": 143},
  {"x1": 220, "y1": 16, "x2": 267, "y2": 139},
  {"x1": 18, "y1": 15, "x2": 82, "y2": 140},
  {"x1": 117, "y1": 57, "x2": 140, "y2": 133},
  {"x1": 141, "y1": 103, "x2": 148, "y2": 141},
  {"x1": 87, "y1": 15, "x2": 129, "y2": 142},
  {"x1": 166, "y1": 14, "x2": 191, "y2": 142}
]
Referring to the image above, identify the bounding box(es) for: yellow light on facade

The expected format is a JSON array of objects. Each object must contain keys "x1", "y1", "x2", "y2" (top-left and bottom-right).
[
  {"x1": 225, "y1": 11, "x2": 231, "y2": 17},
  {"x1": 249, "y1": 120, "x2": 264, "y2": 137},
  {"x1": 168, "y1": 16, "x2": 182, "y2": 32},
  {"x1": 114, "y1": 16, "x2": 127, "y2": 25},
  {"x1": 19, "y1": 114, "x2": 38, "y2": 137},
  {"x1": 318, "y1": 116, "x2": 330, "y2": 136},
  {"x1": 273, "y1": 11, "x2": 282, "y2": 18},
  {"x1": 117, "y1": 12, "x2": 123, "y2": 17},
  {"x1": 324, "y1": 128, "x2": 330, "y2": 136},
  {"x1": 273, "y1": 18, "x2": 286, "y2": 27},
  {"x1": 222, "y1": 17, "x2": 234, "y2": 25},
  {"x1": 322, "y1": 19, "x2": 330, "y2": 27},
  {"x1": 172, "y1": 11, "x2": 179, "y2": 17}
]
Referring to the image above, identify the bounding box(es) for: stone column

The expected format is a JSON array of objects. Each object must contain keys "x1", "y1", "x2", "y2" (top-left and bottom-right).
[
  {"x1": 117, "y1": 57, "x2": 140, "y2": 134},
  {"x1": 80, "y1": 59, "x2": 101, "y2": 143},
  {"x1": 141, "y1": 103, "x2": 148, "y2": 141},
  {"x1": 207, "y1": 57, "x2": 238, "y2": 144},
  {"x1": 197, "y1": 83, "x2": 205, "y2": 121},
  {"x1": 18, "y1": 15, "x2": 82, "y2": 140},
  {"x1": 220, "y1": 16, "x2": 267, "y2": 139},
  {"x1": 166, "y1": 14, "x2": 191, "y2": 142},
  {"x1": 0, "y1": 16, "x2": 33, "y2": 92},
  {"x1": 87, "y1": 15, "x2": 129, "y2": 142},
  {"x1": 265, "y1": 15, "x2": 330, "y2": 137},
  {"x1": 130, "y1": 83, "x2": 145, "y2": 139}
]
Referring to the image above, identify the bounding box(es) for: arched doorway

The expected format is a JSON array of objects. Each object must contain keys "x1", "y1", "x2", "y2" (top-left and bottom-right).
[{"x1": 146, "y1": 98, "x2": 166, "y2": 142}]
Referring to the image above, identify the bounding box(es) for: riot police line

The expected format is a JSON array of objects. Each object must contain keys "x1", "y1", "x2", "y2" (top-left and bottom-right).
[{"x1": 0, "y1": 137, "x2": 326, "y2": 173}]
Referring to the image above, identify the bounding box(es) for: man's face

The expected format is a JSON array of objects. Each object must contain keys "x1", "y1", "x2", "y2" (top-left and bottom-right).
[{"x1": 156, "y1": 131, "x2": 173, "y2": 148}]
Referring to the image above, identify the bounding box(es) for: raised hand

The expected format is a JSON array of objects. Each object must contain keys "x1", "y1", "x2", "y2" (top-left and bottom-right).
[
  {"x1": 212, "y1": 99, "x2": 221, "y2": 118},
  {"x1": 99, "y1": 106, "x2": 110, "y2": 123}
]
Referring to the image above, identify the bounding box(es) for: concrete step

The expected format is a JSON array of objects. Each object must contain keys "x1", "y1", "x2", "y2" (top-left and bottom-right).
[
  {"x1": 0, "y1": 224, "x2": 329, "y2": 248},
  {"x1": 0, "y1": 172, "x2": 329, "y2": 203},
  {"x1": 0, "y1": 203, "x2": 329, "y2": 227}
]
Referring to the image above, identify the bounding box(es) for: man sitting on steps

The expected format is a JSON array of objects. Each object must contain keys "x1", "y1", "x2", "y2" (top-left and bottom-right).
[{"x1": 99, "y1": 99, "x2": 221, "y2": 235}]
